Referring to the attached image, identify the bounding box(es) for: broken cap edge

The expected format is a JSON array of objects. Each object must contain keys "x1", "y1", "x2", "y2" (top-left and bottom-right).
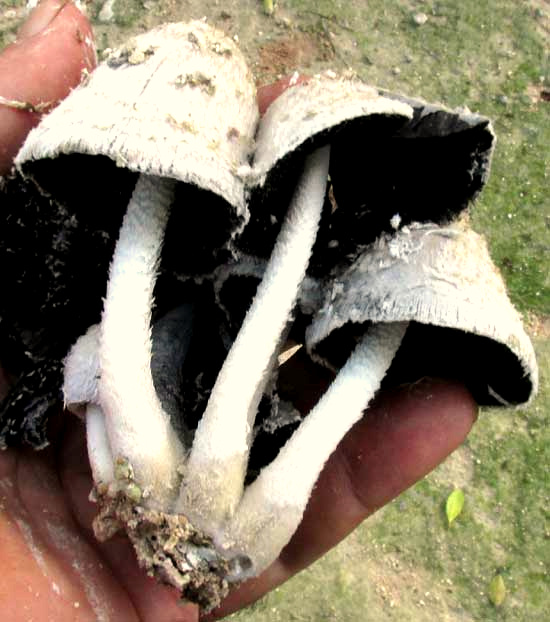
[
  {"x1": 306, "y1": 222, "x2": 538, "y2": 406},
  {"x1": 378, "y1": 87, "x2": 496, "y2": 203}
]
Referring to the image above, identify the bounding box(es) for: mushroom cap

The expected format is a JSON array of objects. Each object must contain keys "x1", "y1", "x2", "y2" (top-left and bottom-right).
[
  {"x1": 251, "y1": 76, "x2": 413, "y2": 182},
  {"x1": 306, "y1": 222, "x2": 537, "y2": 406},
  {"x1": 315, "y1": 93, "x2": 495, "y2": 275},
  {"x1": 236, "y1": 76, "x2": 414, "y2": 258},
  {"x1": 15, "y1": 20, "x2": 258, "y2": 218},
  {"x1": 238, "y1": 76, "x2": 495, "y2": 273},
  {"x1": 314, "y1": 98, "x2": 495, "y2": 274}
]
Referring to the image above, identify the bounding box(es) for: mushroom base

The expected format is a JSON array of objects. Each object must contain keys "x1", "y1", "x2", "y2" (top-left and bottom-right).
[{"x1": 92, "y1": 491, "x2": 232, "y2": 612}]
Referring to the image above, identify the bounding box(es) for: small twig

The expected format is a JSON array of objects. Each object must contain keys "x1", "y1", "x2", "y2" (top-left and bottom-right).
[
  {"x1": 277, "y1": 342, "x2": 302, "y2": 366},
  {"x1": 319, "y1": 19, "x2": 338, "y2": 58},
  {"x1": 0, "y1": 95, "x2": 51, "y2": 114},
  {"x1": 315, "y1": 19, "x2": 353, "y2": 71},
  {"x1": 302, "y1": 9, "x2": 356, "y2": 32}
]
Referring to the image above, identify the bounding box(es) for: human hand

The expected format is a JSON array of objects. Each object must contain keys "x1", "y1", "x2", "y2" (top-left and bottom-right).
[{"x1": 0, "y1": 3, "x2": 477, "y2": 620}]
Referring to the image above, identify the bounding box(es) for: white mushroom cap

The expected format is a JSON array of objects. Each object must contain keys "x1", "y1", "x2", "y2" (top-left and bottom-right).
[
  {"x1": 15, "y1": 20, "x2": 259, "y2": 218},
  {"x1": 306, "y1": 222, "x2": 538, "y2": 406},
  {"x1": 251, "y1": 76, "x2": 413, "y2": 184},
  {"x1": 237, "y1": 77, "x2": 496, "y2": 272}
]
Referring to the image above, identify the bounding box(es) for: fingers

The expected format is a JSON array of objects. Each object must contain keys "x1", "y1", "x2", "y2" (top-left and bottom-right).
[
  {"x1": 205, "y1": 379, "x2": 477, "y2": 619},
  {"x1": 0, "y1": 0, "x2": 96, "y2": 174},
  {"x1": 256, "y1": 73, "x2": 309, "y2": 116},
  {"x1": 0, "y1": 444, "x2": 134, "y2": 622},
  {"x1": 281, "y1": 378, "x2": 478, "y2": 569}
]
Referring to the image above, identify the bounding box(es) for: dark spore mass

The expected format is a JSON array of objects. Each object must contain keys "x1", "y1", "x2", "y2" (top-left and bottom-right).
[{"x1": 0, "y1": 156, "x2": 130, "y2": 447}]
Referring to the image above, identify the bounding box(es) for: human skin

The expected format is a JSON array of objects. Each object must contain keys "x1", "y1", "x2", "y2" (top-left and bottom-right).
[{"x1": 0, "y1": 2, "x2": 477, "y2": 620}]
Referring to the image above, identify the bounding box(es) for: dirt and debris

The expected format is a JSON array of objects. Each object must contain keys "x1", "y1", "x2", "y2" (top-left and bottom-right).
[
  {"x1": 257, "y1": 31, "x2": 334, "y2": 82},
  {"x1": 174, "y1": 72, "x2": 216, "y2": 95},
  {"x1": 93, "y1": 490, "x2": 232, "y2": 612}
]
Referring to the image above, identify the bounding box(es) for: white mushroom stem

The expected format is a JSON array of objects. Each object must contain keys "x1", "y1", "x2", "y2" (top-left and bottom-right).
[
  {"x1": 98, "y1": 174, "x2": 184, "y2": 508},
  {"x1": 178, "y1": 146, "x2": 331, "y2": 527},
  {"x1": 224, "y1": 321, "x2": 408, "y2": 578},
  {"x1": 86, "y1": 403, "x2": 115, "y2": 490}
]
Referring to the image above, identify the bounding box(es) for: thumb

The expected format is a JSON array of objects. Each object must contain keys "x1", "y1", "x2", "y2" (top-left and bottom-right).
[{"x1": 0, "y1": 0, "x2": 96, "y2": 174}]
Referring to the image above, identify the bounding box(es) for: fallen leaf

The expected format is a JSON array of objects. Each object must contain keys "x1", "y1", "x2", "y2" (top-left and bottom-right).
[
  {"x1": 489, "y1": 574, "x2": 506, "y2": 607},
  {"x1": 446, "y1": 489, "x2": 465, "y2": 525}
]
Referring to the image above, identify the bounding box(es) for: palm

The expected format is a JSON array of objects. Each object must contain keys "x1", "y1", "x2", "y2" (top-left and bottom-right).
[
  {"x1": 0, "y1": 414, "x2": 201, "y2": 621},
  {"x1": 0, "y1": 3, "x2": 477, "y2": 620},
  {"x1": 0, "y1": 379, "x2": 475, "y2": 622}
]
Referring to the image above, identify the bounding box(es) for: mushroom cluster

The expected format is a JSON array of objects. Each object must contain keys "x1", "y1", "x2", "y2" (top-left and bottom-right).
[{"x1": 0, "y1": 21, "x2": 538, "y2": 611}]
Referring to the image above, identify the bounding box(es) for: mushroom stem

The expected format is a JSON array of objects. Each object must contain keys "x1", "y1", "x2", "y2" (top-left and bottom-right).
[
  {"x1": 178, "y1": 146, "x2": 331, "y2": 527},
  {"x1": 98, "y1": 174, "x2": 184, "y2": 508},
  {"x1": 86, "y1": 403, "x2": 115, "y2": 490},
  {"x1": 225, "y1": 321, "x2": 408, "y2": 578}
]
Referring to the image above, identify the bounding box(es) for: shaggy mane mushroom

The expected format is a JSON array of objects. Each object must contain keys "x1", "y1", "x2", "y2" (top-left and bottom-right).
[{"x1": 2, "y1": 19, "x2": 537, "y2": 614}]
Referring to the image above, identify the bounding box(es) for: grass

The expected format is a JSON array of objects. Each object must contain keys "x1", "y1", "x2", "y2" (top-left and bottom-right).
[
  {"x1": 231, "y1": 0, "x2": 549, "y2": 619},
  {"x1": 1, "y1": 0, "x2": 548, "y2": 619},
  {"x1": 284, "y1": 0, "x2": 549, "y2": 314}
]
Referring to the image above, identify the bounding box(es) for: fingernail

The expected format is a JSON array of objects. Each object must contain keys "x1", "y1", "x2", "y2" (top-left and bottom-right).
[{"x1": 17, "y1": 0, "x2": 71, "y2": 41}]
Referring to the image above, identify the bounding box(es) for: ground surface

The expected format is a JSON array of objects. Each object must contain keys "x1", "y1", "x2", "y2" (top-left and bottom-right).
[{"x1": 1, "y1": 1, "x2": 548, "y2": 620}]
